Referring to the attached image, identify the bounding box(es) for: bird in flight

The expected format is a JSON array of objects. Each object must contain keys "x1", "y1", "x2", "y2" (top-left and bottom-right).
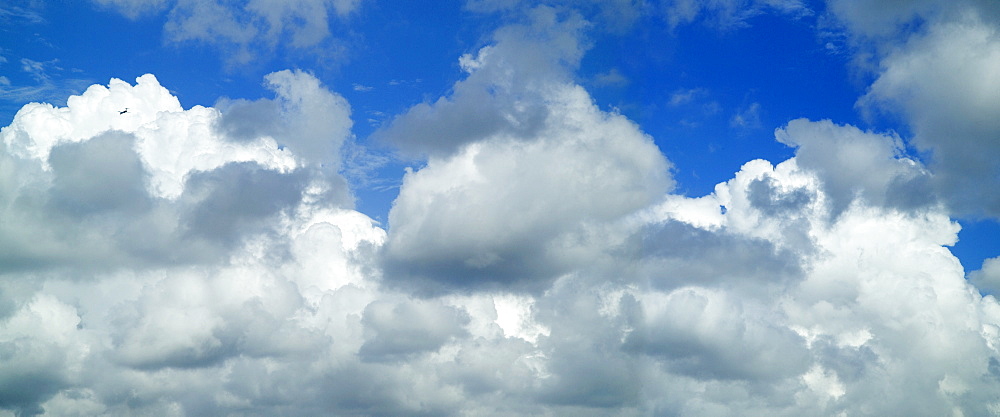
[{"x1": 119, "y1": 108, "x2": 128, "y2": 114}]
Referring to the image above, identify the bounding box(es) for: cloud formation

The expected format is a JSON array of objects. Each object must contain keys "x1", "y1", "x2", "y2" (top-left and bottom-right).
[
  {"x1": 2, "y1": 1, "x2": 1000, "y2": 416},
  {"x1": 825, "y1": 0, "x2": 1000, "y2": 217},
  {"x1": 0, "y1": 70, "x2": 348, "y2": 271},
  {"x1": 3, "y1": 73, "x2": 1000, "y2": 417}
]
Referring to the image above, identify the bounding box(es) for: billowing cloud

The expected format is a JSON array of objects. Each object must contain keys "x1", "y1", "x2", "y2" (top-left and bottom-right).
[
  {"x1": 2, "y1": 1, "x2": 1000, "y2": 416},
  {"x1": 3, "y1": 68, "x2": 1000, "y2": 416},
  {"x1": 375, "y1": 6, "x2": 589, "y2": 158},
  {"x1": 380, "y1": 9, "x2": 672, "y2": 293},
  {"x1": 971, "y1": 256, "x2": 1000, "y2": 294},
  {"x1": 776, "y1": 118, "x2": 934, "y2": 215},
  {"x1": 820, "y1": 0, "x2": 1000, "y2": 218},
  {"x1": 0, "y1": 70, "x2": 350, "y2": 271},
  {"x1": 859, "y1": 10, "x2": 1000, "y2": 217}
]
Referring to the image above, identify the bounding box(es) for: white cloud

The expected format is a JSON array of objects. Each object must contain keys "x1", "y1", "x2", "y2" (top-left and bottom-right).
[
  {"x1": 591, "y1": 67, "x2": 628, "y2": 87},
  {"x1": 464, "y1": 0, "x2": 645, "y2": 31},
  {"x1": 0, "y1": 3, "x2": 44, "y2": 24},
  {"x1": 90, "y1": 0, "x2": 170, "y2": 18},
  {"x1": 776, "y1": 118, "x2": 934, "y2": 215},
  {"x1": 382, "y1": 82, "x2": 672, "y2": 292},
  {"x1": 4, "y1": 3, "x2": 1000, "y2": 416},
  {"x1": 662, "y1": 0, "x2": 811, "y2": 30},
  {"x1": 730, "y1": 101, "x2": 761, "y2": 128},
  {"x1": 858, "y1": 10, "x2": 1000, "y2": 217},
  {"x1": 971, "y1": 256, "x2": 1000, "y2": 294},
  {"x1": 2, "y1": 73, "x2": 300, "y2": 198},
  {"x1": 818, "y1": 0, "x2": 1000, "y2": 218},
  {"x1": 668, "y1": 87, "x2": 705, "y2": 106},
  {"x1": 92, "y1": 0, "x2": 363, "y2": 64},
  {"x1": 374, "y1": 6, "x2": 589, "y2": 158},
  {"x1": 379, "y1": 9, "x2": 671, "y2": 293},
  {"x1": 0, "y1": 71, "x2": 351, "y2": 272},
  {"x1": 3, "y1": 70, "x2": 1000, "y2": 415}
]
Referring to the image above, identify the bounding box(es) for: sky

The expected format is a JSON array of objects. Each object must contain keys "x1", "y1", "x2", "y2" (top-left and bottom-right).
[{"x1": 1, "y1": 0, "x2": 1000, "y2": 415}]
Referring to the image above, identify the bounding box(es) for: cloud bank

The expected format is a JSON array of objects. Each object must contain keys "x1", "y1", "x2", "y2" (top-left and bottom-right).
[{"x1": 1, "y1": 1, "x2": 1000, "y2": 416}]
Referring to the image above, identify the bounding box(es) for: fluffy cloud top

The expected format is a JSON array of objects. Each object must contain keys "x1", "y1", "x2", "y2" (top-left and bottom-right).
[
  {"x1": 375, "y1": 6, "x2": 589, "y2": 158},
  {"x1": 379, "y1": 8, "x2": 671, "y2": 293},
  {"x1": 0, "y1": 70, "x2": 349, "y2": 271}
]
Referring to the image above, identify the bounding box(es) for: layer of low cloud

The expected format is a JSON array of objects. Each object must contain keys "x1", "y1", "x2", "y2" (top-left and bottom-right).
[
  {"x1": 2, "y1": 1, "x2": 1000, "y2": 416},
  {"x1": 3, "y1": 74, "x2": 1000, "y2": 417}
]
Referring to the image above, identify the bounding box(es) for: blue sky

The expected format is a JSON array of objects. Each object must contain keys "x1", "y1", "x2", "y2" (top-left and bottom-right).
[
  {"x1": 0, "y1": 1, "x2": 901, "y2": 197},
  {"x1": 7, "y1": 0, "x2": 860, "y2": 207},
  {"x1": 2, "y1": 0, "x2": 1000, "y2": 415}
]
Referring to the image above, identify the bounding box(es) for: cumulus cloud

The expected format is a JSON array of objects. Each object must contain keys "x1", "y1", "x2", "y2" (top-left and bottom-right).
[
  {"x1": 971, "y1": 256, "x2": 1000, "y2": 294},
  {"x1": 816, "y1": 0, "x2": 1000, "y2": 218},
  {"x1": 380, "y1": 9, "x2": 672, "y2": 293},
  {"x1": 4, "y1": 67, "x2": 1000, "y2": 416},
  {"x1": 3, "y1": 2, "x2": 1000, "y2": 416},
  {"x1": 0, "y1": 70, "x2": 350, "y2": 271},
  {"x1": 776, "y1": 118, "x2": 934, "y2": 215},
  {"x1": 374, "y1": 6, "x2": 589, "y2": 158},
  {"x1": 858, "y1": 10, "x2": 1000, "y2": 217}
]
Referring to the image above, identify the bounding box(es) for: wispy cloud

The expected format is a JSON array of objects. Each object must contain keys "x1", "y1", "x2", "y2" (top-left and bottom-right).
[
  {"x1": 352, "y1": 83, "x2": 374, "y2": 92},
  {"x1": 730, "y1": 101, "x2": 762, "y2": 128},
  {"x1": 0, "y1": 58, "x2": 91, "y2": 106},
  {"x1": 668, "y1": 87, "x2": 706, "y2": 106},
  {"x1": 0, "y1": 4, "x2": 44, "y2": 24},
  {"x1": 592, "y1": 67, "x2": 629, "y2": 87},
  {"x1": 92, "y1": 0, "x2": 365, "y2": 65}
]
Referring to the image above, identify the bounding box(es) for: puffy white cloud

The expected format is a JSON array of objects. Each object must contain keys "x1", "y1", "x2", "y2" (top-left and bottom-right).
[
  {"x1": 380, "y1": 9, "x2": 671, "y2": 293},
  {"x1": 971, "y1": 256, "x2": 1000, "y2": 294},
  {"x1": 375, "y1": 6, "x2": 589, "y2": 158},
  {"x1": 628, "y1": 287, "x2": 811, "y2": 381},
  {"x1": 0, "y1": 71, "x2": 349, "y2": 271},
  {"x1": 383, "y1": 83, "x2": 672, "y2": 292},
  {"x1": 822, "y1": 0, "x2": 1000, "y2": 218},
  {"x1": 0, "y1": 295, "x2": 86, "y2": 416},
  {"x1": 4, "y1": 71, "x2": 1000, "y2": 415},
  {"x1": 859, "y1": 11, "x2": 1000, "y2": 217},
  {"x1": 776, "y1": 118, "x2": 934, "y2": 215},
  {"x1": 359, "y1": 297, "x2": 470, "y2": 362},
  {"x1": 216, "y1": 69, "x2": 353, "y2": 169},
  {"x1": 4, "y1": 3, "x2": 1000, "y2": 416}
]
